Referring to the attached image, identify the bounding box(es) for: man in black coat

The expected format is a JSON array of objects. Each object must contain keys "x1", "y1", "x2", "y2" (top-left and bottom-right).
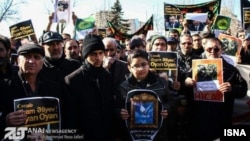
[
  {"x1": 64, "y1": 34, "x2": 115, "y2": 141},
  {"x1": 0, "y1": 35, "x2": 19, "y2": 139},
  {"x1": 102, "y1": 37, "x2": 129, "y2": 89},
  {"x1": 0, "y1": 44, "x2": 61, "y2": 140},
  {"x1": 39, "y1": 31, "x2": 81, "y2": 84},
  {"x1": 188, "y1": 20, "x2": 205, "y2": 31},
  {"x1": 186, "y1": 37, "x2": 248, "y2": 141},
  {"x1": 165, "y1": 15, "x2": 180, "y2": 30}
]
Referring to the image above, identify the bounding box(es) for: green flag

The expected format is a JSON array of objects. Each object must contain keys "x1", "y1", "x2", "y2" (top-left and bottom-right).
[
  {"x1": 75, "y1": 15, "x2": 95, "y2": 39},
  {"x1": 75, "y1": 16, "x2": 95, "y2": 31},
  {"x1": 213, "y1": 15, "x2": 231, "y2": 30}
]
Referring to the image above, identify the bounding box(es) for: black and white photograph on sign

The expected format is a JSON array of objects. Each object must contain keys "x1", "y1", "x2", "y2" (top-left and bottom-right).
[
  {"x1": 54, "y1": 0, "x2": 71, "y2": 23},
  {"x1": 197, "y1": 64, "x2": 217, "y2": 82}
]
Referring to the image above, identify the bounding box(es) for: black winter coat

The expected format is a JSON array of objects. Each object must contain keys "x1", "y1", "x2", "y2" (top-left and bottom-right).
[
  {"x1": 189, "y1": 56, "x2": 248, "y2": 141},
  {"x1": 40, "y1": 57, "x2": 81, "y2": 83},
  {"x1": 64, "y1": 61, "x2": 115, "y2": 141},
  {"x1": 0, "y1": 70, "x2": 61, "y2": 140}
]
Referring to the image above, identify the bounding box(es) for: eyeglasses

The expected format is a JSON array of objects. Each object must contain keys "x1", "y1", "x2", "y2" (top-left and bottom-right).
[
  {"x1": 181, "y1": 42, "x2": 192, "y2": 45},
  {"x1": 154, "y1": 43, "x2": 166, "y2": 46},
  {"x1": 239, "y1": 35, "x2": 245, "y2": 37},
  {"x1": 130, "y1": 62, "x2": 148, "y2": 70},
  {"x1": 105, "y1": 48, "x2": 115, "y2": 52},
  {"x1": 206, "y1": 47, "x2": 220, "y2": 53}
]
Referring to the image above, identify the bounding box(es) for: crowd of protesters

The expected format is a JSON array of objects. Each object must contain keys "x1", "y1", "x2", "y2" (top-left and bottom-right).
[{"x1": 0, "y1": 11, "x2": 249, "y2": 141}]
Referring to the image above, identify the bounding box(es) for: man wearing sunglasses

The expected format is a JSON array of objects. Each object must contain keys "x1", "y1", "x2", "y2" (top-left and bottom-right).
[{"x1": 185, "y1": 37, "x2": 248, "y2": 141}]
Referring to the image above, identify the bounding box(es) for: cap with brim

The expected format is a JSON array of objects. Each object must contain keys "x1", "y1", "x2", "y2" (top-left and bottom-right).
[
  {"x1": 18, "y1": 44, "x2": 45, "y2": 57},
  {"x1": 39, "y1": 31, "x2": 63, "y2": 44},
  {"x1": 167, "y1": 37, "x2": 178, "y2": 43}
]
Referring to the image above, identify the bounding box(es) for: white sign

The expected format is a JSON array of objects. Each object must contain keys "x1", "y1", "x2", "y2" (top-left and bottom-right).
[{"x1": 185, "y1": 13, "x2": 208, "y2": 23}]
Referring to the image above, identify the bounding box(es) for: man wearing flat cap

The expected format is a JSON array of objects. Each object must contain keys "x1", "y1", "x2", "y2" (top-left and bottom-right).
[
  {"x1": 64, "y1": 34, "x2": 115, "y2": 141},
  {"x1": 0, "y1": 43, "x2": 61, "y2": 139}
]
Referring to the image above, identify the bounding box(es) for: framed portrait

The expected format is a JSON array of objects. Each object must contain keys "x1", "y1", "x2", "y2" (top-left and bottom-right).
[
  {"x1": 125, "y1": 89, "x2": 163, "y2": 140},
  {"x1": 130, "y1": 93, "x2": 158, "y2": 128}
]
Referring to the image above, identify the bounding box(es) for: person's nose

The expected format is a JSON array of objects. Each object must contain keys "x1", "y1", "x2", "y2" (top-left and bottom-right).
[{"x1": 27, "y1": 57, "x2": 35, "y2": 63}]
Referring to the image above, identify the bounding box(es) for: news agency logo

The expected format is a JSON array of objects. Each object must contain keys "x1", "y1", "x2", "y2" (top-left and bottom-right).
[
  {"x1": 4, "y1": 127, "x2": 28, "y2": 140},
  {"x1": 224, "y1": 129, "x2": 246, "y2": 136}
]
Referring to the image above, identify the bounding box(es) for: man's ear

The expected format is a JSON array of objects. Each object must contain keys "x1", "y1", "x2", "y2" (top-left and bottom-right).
[
  {"x1": 16, "y1": 56, "x2": 20, "y2": 65},
  {"x1": 128, "y1": 65, "x2": 132, "y2": 72}
]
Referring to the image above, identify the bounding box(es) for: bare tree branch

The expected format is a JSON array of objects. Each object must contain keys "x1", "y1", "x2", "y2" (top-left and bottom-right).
[{"x1": 0, "y1": 0, "x2": 26, "y2": 22}]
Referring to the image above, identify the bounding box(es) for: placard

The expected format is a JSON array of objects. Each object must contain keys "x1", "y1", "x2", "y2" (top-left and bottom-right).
[
  {"x1": 54, "y1": 0, "x2": 71, "y2": 23},
  {"x1": 148, "y1": 51, "x2": 178, "y2": 82},
  {"x1": 14, "y1": 97, "x2": 61, "y2": 140},
  {"x1": 218, "y1": 33, "x2": 242, "y2": 56},
  {"x1": 9, "y1": 19, "x2": 36, "y2": 40},
  {"x1": 192, "y1": 59, "x2": 224, "y2": 102},
  {"x1": 125, "y1": 89, "x2": 163, "y2": 141}
]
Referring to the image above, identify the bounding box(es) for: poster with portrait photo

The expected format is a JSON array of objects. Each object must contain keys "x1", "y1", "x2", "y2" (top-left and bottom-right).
[
  {"x1": 192, "y1": 59, "x2": 224, "y2": 102},
  {"x1": 54, "y1": 0, "x2": 72, "y2": 23},
  {"x1": 163, "y1": 3, "x2": 182, "y2": 31},
  {"x1": 218, "y1": 33, "x2": 242, "y2": 56},
  {"x1": 125, "y1": 89, "x2": 163, "y2": 141},
  {"x1": 164, "y1": 15, "x2": 182, "y2": 31},
  {"x1": 243, "y1": 7, "x2": 250, "y2": 33}
]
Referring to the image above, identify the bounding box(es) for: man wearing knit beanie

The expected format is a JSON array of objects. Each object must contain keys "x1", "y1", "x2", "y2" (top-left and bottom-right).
[
  {"x1": 151, "y1": 35, "x2": 168, "y2": 51},
  {"x1": 151, "y1": 35, "x2": 167, "y2": 46},
  {"x1": 82, "y1": 34, "x2": 105, "y2": 59},
  {"x1": 64, "y1": 34, "x2": 115, "y2": 140}
]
